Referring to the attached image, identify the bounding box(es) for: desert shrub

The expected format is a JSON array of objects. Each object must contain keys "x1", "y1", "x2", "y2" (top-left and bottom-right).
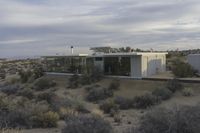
[
  {"x1": 32, "y1": 66, "x2": 44, "y2": 79},
  {"x1": 114, "y1": 96, "x2": 133, "y2": 109},
  {"x1": 5, "y1": 75, "x2": 21, "y2": 84},
  {"x1": 0, "y1": 97, "x2": 54, "y2": 129},
  {"x1": 0, "y1": 98, "x2": 43, "y2": 128},
  {"x1": 18, "y1": 70, "x2": 32, "y2": 83},
  {"x1": 85, "y1": 86, "x2": 93, "y2": 91},
  {"x1": 87, "y1": 87, "x2": 113, "y2": 102},
  {"x1": 85, "y1": 84, "x2": 101, "y2": 92},
  {"x1": 23, "y1": 100, "x2": 50, "y2": 118},
  {"x1": 166, "y1": 78, "x2": 183, "y2": 93},
  {"x1": 17, "y1": 88, "x2": 34, "y2": 99},
  {"x1": 109, "y1": 79, "x2": 120, "y2": 90},
  {"x1": 59, "y1": 107, "x2": 79, "y2": 120},
  {"x1": 30, "y1": 111, "x2": 59, "y2": 128},
  {"x1": 51, "y1": 96, "x2": 89, "y2": 114},
  {"x1": 100, "y1": 99, "x2": 119, "y2": 114},
  {"x1": 182, "y1": 88, "x2": 194, "y2": 96},
  {"x1": 68, "y1": 74, "x2": 80, "y2": 88},
  {"x1": 133, "y1": 94, "x2": 160, "y2": 109},
  {"x1": 0, "y1": 72, "x2": 6, "y2": 79},
  {"x1": 18, "y1": 67, "x2": 44, "y2": 83},
  {"x1": 36, "y1": 91, "x2": 55, "y2": 103},
  {"x1": 80, "y1": 74, "x2": 92, "y2": 85},
  {"x1": 114, "y1": 114, "x2": 122, "y2": 123},
  {"x1": 90, "y1": 67, "x2": 103, "y2": 82},
  {"x1": 72, "y1": 100, "x2": 90, "y2": 113},
  {"x1": 50, "y1": 96, "x2": 74, "y2": 111},
  {"x1": 80, "y1": 67, "x2": 103, "y2": 85},
  {"x1": 172, "y1": 59, "x2": 197, "y2": 78},
  {"x1": 62, "y1": 114, "x2": 112, "y2": 133},
  {"x1": 133, "y1": 105, "x2": 200, "y2": 133},
  {"x1": 0, "y1": 84, "x2": 22, "y2": 95},
  {"x1": 0, "y1": 94, "x2": 9, "y2": 110},
  {"x1": 152, "y1": 88, "x2": 173, "y2": 100},
  {"x1": 80, "y1": 69, "x2": 103, "y2": 86},
  {"x1": 0, "y1": 108, "x2": 30, "y2": 128},
  {"x1": 33, "y1": 78, "x2": 56, "y2": 91},
  {"x1": 0, "y1": 99, "x2": 52, "y2": 128}
]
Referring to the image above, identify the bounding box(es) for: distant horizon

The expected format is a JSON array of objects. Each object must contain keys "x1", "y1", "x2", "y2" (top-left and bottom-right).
[{"x1": 1, "y1": 47, "x2": 200, "y2": 59}]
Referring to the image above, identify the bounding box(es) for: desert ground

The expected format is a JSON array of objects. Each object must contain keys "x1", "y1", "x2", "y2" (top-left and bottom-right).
[{"x1": 3, "y1": 74, "x2": 199, "y2": 133}]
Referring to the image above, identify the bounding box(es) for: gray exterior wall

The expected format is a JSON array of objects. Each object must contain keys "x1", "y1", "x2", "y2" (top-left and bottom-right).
[
  {"x1": 141, "y1": 54, "x2": 166, "y2": 77},
  {"x1": 188, "y1": 54, "x2": 200, "y2": 73}
]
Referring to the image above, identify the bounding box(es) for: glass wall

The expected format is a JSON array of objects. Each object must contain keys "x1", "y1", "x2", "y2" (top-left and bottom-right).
[
  {"x1": 43, "y1": 56, "x2": 87, "y2": 73},
  {"x1": 104, "y1": 57, "x2": 131, "y2": 76}
]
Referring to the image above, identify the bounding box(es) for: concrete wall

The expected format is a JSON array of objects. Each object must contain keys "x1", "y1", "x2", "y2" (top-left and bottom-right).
[
  {"x1": 131, "y1": 56, "x2": 142, "y2": 78},
  {"x1": 141, "y1": 54, "x2": 166, "y2": 77},
  {"x1": 188, "y1": 54, "x2": 200, "y2": 73}
]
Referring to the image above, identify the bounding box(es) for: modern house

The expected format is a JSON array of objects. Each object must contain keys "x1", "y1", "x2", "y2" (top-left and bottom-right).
[
  {"x1": 42, "y1": 52, "x2": 167, "y2": 78},
  {"x1": 92, "y1": 52, "x2": 167, "y2": 78},
  {"x1": 187, "y1": 54, "x2": 200, "y2": 73}
]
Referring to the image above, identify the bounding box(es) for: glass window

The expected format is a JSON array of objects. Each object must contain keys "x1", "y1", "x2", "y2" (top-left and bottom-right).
[{"x1": 95, "y1": 57, "x2": 103, "y2": 61}]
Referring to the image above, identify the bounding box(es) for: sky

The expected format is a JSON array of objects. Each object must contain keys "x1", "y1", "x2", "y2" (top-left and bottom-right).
[{"x1": 0, "y1": 0, "x2": 200, "y2": 57}]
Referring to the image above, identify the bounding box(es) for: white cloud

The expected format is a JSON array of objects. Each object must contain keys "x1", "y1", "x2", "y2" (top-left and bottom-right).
[{"x1": 0, "y1": 0, "x2": 200, "y2": 57}]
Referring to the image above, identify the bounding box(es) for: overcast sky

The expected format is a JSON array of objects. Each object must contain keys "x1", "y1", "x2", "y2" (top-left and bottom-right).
[{"x1": 0, "y1": 0, "x2": 200, "y2": 57}]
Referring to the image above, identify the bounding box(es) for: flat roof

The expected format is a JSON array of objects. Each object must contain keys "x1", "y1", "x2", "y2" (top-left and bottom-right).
[
  {"x1": 42, "y1": 52, "x2": 168, "y2": 58},
  {"x1": 188, "y1": 54, "x2": 200, "y2": 56},
  {"x1": 90, "y1": 52, "x2": 168, "y2": 57},
  {"x1": 42, "y1": 54, "x2": 88, "y2": 58}
]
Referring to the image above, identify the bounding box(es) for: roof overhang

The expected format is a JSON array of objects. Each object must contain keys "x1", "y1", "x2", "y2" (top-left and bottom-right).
[
  {"x1": 90, "y1": 52, "x2": 168, "y2": 57},
  {"x1": 42, "y1": 54, "x2": 88, "y2": 58}
]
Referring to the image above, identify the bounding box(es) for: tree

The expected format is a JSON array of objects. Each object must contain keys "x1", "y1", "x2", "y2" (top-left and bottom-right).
[{"x1": 172, "y1": 59, "x2": 197, "y2": 78}]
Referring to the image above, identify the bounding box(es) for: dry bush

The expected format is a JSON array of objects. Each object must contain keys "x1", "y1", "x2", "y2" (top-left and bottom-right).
[
  {"x1": 172, "y1": 59, "x2": 197, "y2": 78},
  {"x1": 62, "y1": 114, "x2": 112, "y2": 133},
  {"x1": 182, "y1": 88, "x2": 194, "y2": 97},
  {"x1": 114, "y1": 114, "x2": 122, "y2": 123},
  {"x1": 0, "y1": 95, "x2": 59, "y2": 129},
  {"x1": 114, "y1": 96, "x2": 134, "y2": 110},
  {"x1": 87, "y1": 87, "x2": 113, "y2": 102},
  {"x1": 91, "y1": 108, "x2": 103, "y2": 117},
  {"x1": 68, "y1": 74, "x2": 80, "y2": 88},
  {"x1": 166, "y1": 78, "x2": 183, "y2": 93},
  {"x1": 17, "y1": 88, "x2": 34, "y2": 99},
  {"x1": 59, "y1": 107, "x2": 79, "y2": 120},
  {"x1": 130, "y1": 105, "x2": 200, "y2": 133},
  {"x1": 50, "y1": 96, "x2": 89, "y2": 114},
  {"x1": 33, "y1": 78, "x2": 56, "y2": 91},
  {"x1": 5, "y1": 75, "x2": 21, "y2": 84},
  {"x1": 133, "y1": 93, "x2": 160, "y2": 109},
  {"x1": 0, "y1": 84, "x2": 22, "y2": 95},
  {"x1": 36, "y1": 91, "x2": 55, "y2": 103},
  {"x1": 30, "y1": 111, "x2": 59, "y2": 128},
  {"x1": 80, "y1": 74, "x2": 92, "y2": 85},
  {"x1": 108, "y1": 79, "x2": 120, "y2": 90},
  {"x1": 100, "y1": 99, "x2": 119, "y2": 115},
  {"x1": 152, "y1": 88, "x2": 173, "y2": 100},
  {"x1": 18, "y1": 70, "x2": 32, "y2": 83}
]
